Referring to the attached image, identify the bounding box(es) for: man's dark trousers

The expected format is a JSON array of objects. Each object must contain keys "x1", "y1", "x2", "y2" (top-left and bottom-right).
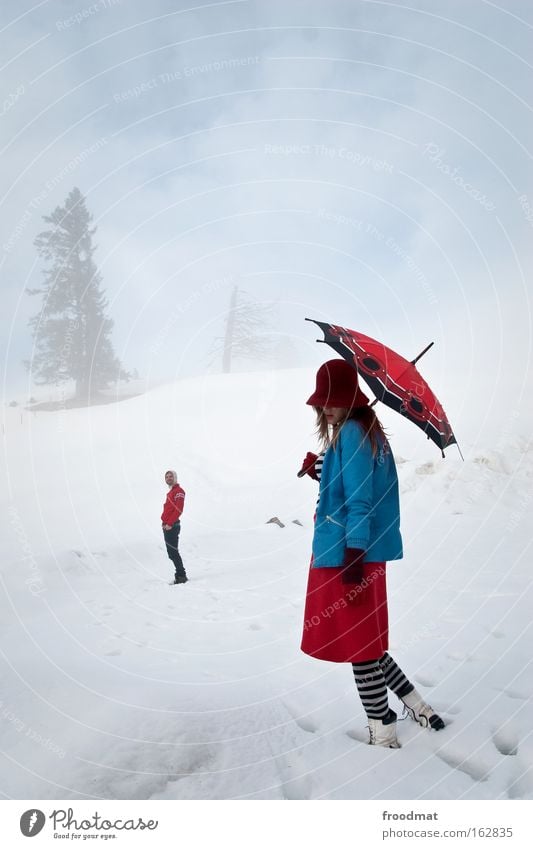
[{"x1": 163, "y1": 520, "x2": 186, "y2": 579}]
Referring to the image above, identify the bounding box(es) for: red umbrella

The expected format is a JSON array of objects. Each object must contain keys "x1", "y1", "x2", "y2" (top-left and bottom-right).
[{"x1": 307, "y1": 319, "x2": 459, "y2": 456}]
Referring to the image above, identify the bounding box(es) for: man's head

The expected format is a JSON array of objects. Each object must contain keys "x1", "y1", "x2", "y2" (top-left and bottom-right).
[{"x1": 165, "y1": 470, "x2": 178, "y2": 486}]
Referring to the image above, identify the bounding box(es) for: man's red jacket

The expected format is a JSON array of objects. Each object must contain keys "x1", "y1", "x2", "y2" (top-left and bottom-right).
[{"x1": 161, "y1": 484, "x2": 185, "y2": 525}]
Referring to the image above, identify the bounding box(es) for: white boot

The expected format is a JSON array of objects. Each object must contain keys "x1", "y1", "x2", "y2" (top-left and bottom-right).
[
  {"x1": 368, "y1": 709, "x2": 401, "y2": 748},
  {"x1": 401, "y1": 688, "x2": 445, "y2": 730}
]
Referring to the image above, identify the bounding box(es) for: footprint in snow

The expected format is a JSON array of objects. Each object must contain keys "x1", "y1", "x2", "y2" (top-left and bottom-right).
[
  {"x1": 414, "y1": 675, "x2": 437, "y2": 688},
  {"x1": 446, "y1": 652, "x2": 476, "y2": 662},
  {"x1": 104, "y1": 649, "x2": 121, "y2": 657},
  {"x1": 492, "y1": 727, "x2": 519, "y2": 757},
  {"x1": 282, "y1": 701, "x2": 318, "y2": 734},
  {"x1": 248, "y1": 622, "x2": 262, "y2": 631},
  {"x1": 346, "y1": 728, "x2": 369, "y2": 745},
  {"x1": 293, "y1": 715, "x2": 317, "y2": 734},
  {"x1": 500, "y1": 687, "x2": 530, "y2": 701},
  {"x1": 507, "y1": 758, "x2": 533, "y2": 799},
  {"x1": 433, "y1": 702, "x2": 460, "y2": 715},
  {"x1": 281, "y1": 773, "x2": 313, "y2": 800},
  {"x1": 435, "y1": 746, "x2": 491, "y2": 782},
  {"x1": 415, "y1": 462, "x2": 436, "y2": 475}
]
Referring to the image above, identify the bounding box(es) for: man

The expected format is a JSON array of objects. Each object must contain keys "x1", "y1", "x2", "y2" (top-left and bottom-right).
[{"x1": 161, "y1": 470, "x2": 187, "y2": 584}]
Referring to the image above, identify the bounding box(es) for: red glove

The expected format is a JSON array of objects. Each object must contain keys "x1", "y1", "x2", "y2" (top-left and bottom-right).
[
  {"x1": 341, "y1": 547, "x2": 366, "y2": 584},
  {"x1": 297, "y1": 452, "x2": 319, "y2": 480}
]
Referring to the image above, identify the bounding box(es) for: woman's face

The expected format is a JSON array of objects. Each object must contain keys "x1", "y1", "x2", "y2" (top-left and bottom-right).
[{"x1": 323, "y1": 407, "x2": 347, "y2": 426}]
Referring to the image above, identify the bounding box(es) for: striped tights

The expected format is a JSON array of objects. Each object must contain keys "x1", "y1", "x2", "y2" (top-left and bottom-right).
[{"x1": 351, "y1": 652, "x2": 414, "y2": 719}]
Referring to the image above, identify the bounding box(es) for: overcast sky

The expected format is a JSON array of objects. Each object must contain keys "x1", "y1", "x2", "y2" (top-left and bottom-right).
[{"x1": 1, "y1": 0, "x2": 532, "y2": 423}]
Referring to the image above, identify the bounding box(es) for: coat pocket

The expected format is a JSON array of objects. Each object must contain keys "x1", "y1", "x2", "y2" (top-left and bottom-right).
[
  {"x1": 325, "y1": 514, "x2": 345, "y2": 529},
  {"x1": 312, "y1": 514, "x2": 346, "y2": 565}
]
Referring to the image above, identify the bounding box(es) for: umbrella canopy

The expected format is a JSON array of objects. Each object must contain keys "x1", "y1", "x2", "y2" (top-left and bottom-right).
[{"x1": 307, "y1": 319, "x2": 458, "y2": 455}]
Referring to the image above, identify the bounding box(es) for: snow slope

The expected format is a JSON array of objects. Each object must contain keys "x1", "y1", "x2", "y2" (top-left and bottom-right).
[{"x1": 1, "y1": 367, "x2": 532, "y2": 800}]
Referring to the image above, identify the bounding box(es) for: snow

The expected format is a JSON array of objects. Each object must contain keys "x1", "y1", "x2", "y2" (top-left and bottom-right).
[{"x1": 1, "y1": 367, "x2": 532, "y2": 800}]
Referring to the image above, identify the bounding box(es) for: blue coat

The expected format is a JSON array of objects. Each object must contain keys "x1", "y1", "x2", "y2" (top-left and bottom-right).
[{"x1": 312, "y1": 420, "x2": 403, "y2": 566}]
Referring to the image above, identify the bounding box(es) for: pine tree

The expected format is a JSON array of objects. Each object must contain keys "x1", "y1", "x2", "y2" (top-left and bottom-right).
[
  {"x1": 211, "y1": 285, "x2": 276, "y2": 373},
  {"x1": 26, "y1": 187, "x2": 128, "y2": 399}
]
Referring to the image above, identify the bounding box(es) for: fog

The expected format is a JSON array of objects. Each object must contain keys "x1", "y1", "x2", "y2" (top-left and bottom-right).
[{"x1": 1, "y1": 0, "x2": 531, "y2": 416}]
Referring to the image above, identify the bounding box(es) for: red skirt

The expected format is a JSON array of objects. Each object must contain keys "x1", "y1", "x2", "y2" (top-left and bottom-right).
[{"x1": 300, "y1": 561, "x2": 389, "y2": 662}]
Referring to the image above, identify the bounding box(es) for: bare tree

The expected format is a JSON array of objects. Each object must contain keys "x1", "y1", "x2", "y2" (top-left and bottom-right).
[{"x1": 210, "y1": 285, "x2": 276, "y2": 373}]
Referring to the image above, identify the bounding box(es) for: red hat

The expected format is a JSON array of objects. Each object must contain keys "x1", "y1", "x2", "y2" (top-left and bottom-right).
[{"x1": 306, "y1": 359, "x2": 369, "y2": 408}]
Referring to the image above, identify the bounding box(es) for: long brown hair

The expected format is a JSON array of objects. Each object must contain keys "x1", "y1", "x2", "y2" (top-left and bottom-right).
[{"x1": 314, "y1": 405, "x2": 388, "y2": 456}]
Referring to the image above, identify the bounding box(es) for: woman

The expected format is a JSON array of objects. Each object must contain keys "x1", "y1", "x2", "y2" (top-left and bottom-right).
[{"x1": 299, "y1": 359, "x2": 444, "y2": 748}]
